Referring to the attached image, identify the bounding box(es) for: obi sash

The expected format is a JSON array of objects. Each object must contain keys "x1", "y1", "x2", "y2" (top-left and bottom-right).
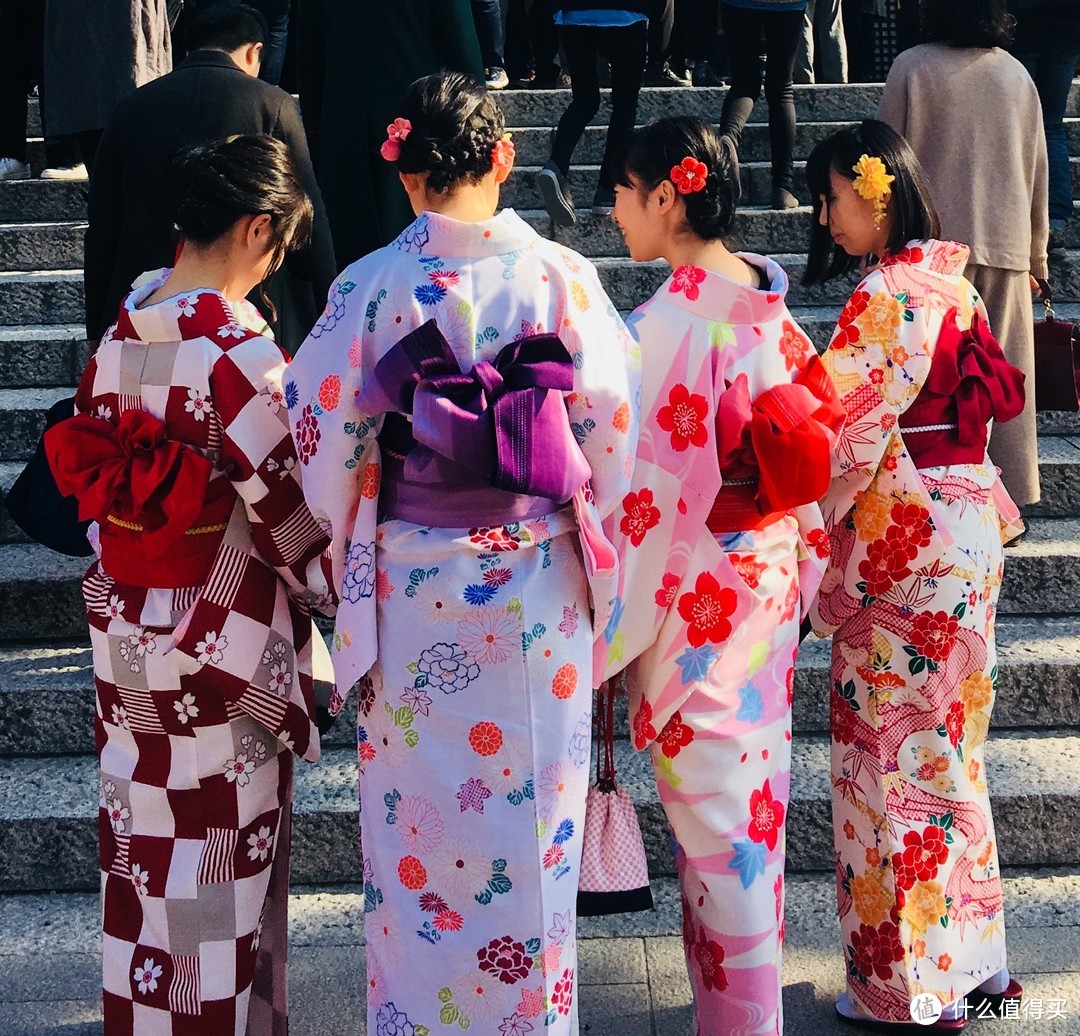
[
  {"x1": 707, "y1": 353, "x2": 845, "y2": 535},
  {"x1": 358, "y1": 319, "x2": 591, "y2": 528},
  {"x1": 45, "y1": 408, "x2": 235, "y2": 588},
  {"x1": 899, "y1": 309, "x2": 1025, "y2": 469}
]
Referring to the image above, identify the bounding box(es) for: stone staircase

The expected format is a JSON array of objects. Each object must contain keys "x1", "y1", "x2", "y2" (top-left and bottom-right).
[{"x1": 1, "y1": 84, "x2": 1079, "y2": 1031}]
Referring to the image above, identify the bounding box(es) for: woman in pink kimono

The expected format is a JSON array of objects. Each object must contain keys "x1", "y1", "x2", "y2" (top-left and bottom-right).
[
  {"x1": 603, "y1": 116, "x2": 844, "y2": 1035},
  {"x1": 288, "y1": 73, "x2": 636, "y2": 1034},
  {"x1": 804, "y1": 121, "x2": 1026, "y2": 1031},
  {"x1": 46, "y1": 135, "x2": 335, "y2": 1034}
]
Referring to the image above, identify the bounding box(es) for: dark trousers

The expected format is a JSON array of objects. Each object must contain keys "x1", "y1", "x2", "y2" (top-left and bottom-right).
[
  {"x1": 506, "y1": 0, "x2": 560, "y2": 81},
  {"x1": 719, "y1": 3, "x2": 803, "y2": 192},
  {"x1": 471, "y1": 0, "x2": 506, "y2": 70},
  {"x1": 648, "y1": 0, "x2": 674, "y2": 68},
  {"x1": 550, "y1": 21, "x2": 647, "y2": 191},
  {"x1": 259, "y1": 11, "x2": 290, "y2": 86},
  {"x1": 673, "y1": 0, "x2": 720, "y2": 62}
]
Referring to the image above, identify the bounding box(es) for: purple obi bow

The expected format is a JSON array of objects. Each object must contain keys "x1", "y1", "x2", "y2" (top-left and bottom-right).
[{"x1": 358, "y1": 319, "x2": 591, "y2": 502}]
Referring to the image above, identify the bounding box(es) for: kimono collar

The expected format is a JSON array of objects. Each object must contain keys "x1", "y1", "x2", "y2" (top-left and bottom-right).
[
  {"x1": 391, "y1": 208, "x2": 540, "y2": 259},
  {"x1": 659, "y1": 253, "x2": 791, "y2": 323},
  {"x1": 877, "y1": 239, "x2": 970, "y2": 277},
  {"x1": 117, "y1": 270, "x2": 269, "y2": 344}
]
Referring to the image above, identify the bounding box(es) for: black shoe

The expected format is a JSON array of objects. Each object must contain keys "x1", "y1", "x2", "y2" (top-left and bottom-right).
[
  {"x1": 509, "y1": 69, "x2": 536, "y2": 89},
  {"x1": 1049, "y1": 229, "x2": 1067, "y2": 260},
  {"x1": 538, "y1": 161, "x2": 577, "y2": 226},
  {"x1": 691, "y1": 60, "x2": 725, "y2": 87},
  {"x1": 591, "y1": 185, "x2": 615, "y2": 215},
  {"x1": 645, "y1": 63, "x2": 691, "y2": 88},
  {"x1": 771, "y1": 187, "x2": 799, "y2": 209}
]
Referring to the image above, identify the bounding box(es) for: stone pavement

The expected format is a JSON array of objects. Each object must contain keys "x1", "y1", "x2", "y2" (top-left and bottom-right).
[{"x1": 2, "y1": 873, "x2": 1078, "y2": 1035}]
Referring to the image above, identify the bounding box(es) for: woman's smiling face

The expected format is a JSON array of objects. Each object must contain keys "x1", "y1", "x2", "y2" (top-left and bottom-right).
[{"x1": 612, "y1": 176, "x2": 665, "y2": 262}]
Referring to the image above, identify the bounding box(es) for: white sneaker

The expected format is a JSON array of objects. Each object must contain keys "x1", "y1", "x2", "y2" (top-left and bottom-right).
[
  {"x1": 40, "y1": 163, "x2": 88, "y2": 180},
  {"x1": 0, "y1": 158, "x2": 31, "y2": 180},
  {"x1": 485, "y1": 67, "x2": 509, "y2": 90}
]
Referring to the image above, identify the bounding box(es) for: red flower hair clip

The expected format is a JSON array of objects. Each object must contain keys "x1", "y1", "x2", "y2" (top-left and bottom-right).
[
  {"x1": 379, "y1": 118, "x2": 412, "y2": 162},
  {"x1": 670, "y1": 157, "x2": 708, "y2": 195},
  {"x1": 491, "y1": 132, "x2": 515, "y2": 171}
]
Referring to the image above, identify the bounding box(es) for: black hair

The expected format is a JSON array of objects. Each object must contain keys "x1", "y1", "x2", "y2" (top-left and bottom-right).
[
  {"x1": 185, "y1": 3, "x2": 268, "y2": 53},
  {"x1": 392, "y1": 72, "x2": 506, "y2": 195},
  {"x1": 921, "y1": 0, "x2": 1015, "y2": 48},
  {"x1": 803, "y1": 119, "x2": 941, "y2": 284},
  {"x1": 617, "y1": 116, "x2": 739, "y2": 241},
  {"x1": 169, "y1": 135, "x2": 313, "y2": 304}
]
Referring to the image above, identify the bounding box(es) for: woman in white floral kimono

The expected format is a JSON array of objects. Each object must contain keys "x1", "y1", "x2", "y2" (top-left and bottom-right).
[
  {"x1": 805, "y1": 121, "x2": 1026, "y2": 1031},
  {"x1": 602, "y1": 117, "x2": 844, "y2": 1035},
  {"x1": 288, "y1": 72, "x2": 637, "y2": 1035}
]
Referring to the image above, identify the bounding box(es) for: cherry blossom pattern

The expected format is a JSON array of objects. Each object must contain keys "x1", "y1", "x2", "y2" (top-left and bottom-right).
[
  {"x1": 107, "y1": 797, "x2": 130, "y2": 833},
  {"x1": 130, "y1": 863, "x2": 150, "y2": 896},
  {"x1": 224, "y1": 753, "x2": 257, "y2": 787},
  {"x1": 656, "y1": 711, "x2": 695, "y2": 758},
  {"x1": 247, "y1": 826, "x2": 274, "y2": 862},
  {"x1": 656, "y1": 383, "x2": 709, "y2": 452},
  {"x1": 172, "y1": 693, "x2": 199, "y2": 725},
  {"x1": 669, "y1": 265, "x2": 707, "y2": 302},
  {"x1": 185, "y1": 388, "x2": 213, "y2": 422},
  {"x1": 134, "y1": 958, "x2": 162, "y2": 996},
  {"x1": 677, "y1": 571, "x2": 739, "y2": 647},
  {"x1": 195, "y1": 631, "x2": 227, "y2": 666},
  {"x1": 619, "y1": 488, "x2": 661, "y2": 547},
  {"x1": 747, "y1": 779, "x2": 786, "y2": 852}
]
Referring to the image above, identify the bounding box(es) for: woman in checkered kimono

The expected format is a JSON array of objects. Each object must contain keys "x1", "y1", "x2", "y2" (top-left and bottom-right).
[{"x1": 47, "y1": 135, "x2": 335, "y2": 1035}]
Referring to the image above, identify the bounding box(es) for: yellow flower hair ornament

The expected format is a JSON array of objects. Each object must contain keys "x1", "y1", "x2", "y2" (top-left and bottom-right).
[{"x1": 851, "y1": 153, "x2": 895, "y2": 228}]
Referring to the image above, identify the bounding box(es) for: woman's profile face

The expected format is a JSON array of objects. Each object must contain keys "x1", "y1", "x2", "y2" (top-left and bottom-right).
[
  {"x1": 612, "y1": 176, "x2": 664, "y2": 262},
  {"x1": 819, "y1": 167, "x2": 882, "y2": 258}
]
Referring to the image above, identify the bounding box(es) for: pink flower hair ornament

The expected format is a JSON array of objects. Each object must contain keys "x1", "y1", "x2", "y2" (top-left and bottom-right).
[
  {"x1": 670, "y1": 156, "x2": 708, "y2": 195},
  {"x1": 379, "y1": 118, "x2": 412, "y2": 162},
  {"x1": 491, "y1": 132, "x2": 515, "y2": 171}
]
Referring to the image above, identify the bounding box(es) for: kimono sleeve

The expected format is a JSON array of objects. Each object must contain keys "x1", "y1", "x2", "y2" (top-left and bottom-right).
[
  {"x1": 558, "y1": 262, "x2": 639, "y2": 519},
  {"x1": 286, "y1": 272, "x2": 382, "y2": 693},
  {"x1": 210, "y1": 333, "x2": 334, "y2": 611}
]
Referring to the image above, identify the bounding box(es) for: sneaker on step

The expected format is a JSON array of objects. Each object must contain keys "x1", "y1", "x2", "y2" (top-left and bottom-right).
[
  {"x1": 691, "y1": 60, "x2": 725, "y2": 87},
  {"x1": 645, "y1": 63, "x2": 691, "y2": 88},
  {"x1": 0, "y1": 157, "x2": 31, "y2": 180},
  {"x1": 591, "y1": 185, "x2": 615, "y2": 215},
  {"x1": 40, "y1": 162, "x2": 88, "y2": 180},
  {"x1": 485, "y1": 67, "x2": 510, "y2": 90},
  {"x1": 538, "y1": 161, "x2": 577, "y2": 226}
]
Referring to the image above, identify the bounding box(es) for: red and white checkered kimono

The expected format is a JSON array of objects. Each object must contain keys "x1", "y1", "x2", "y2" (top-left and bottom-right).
[{"x1": 55, "y1": 272, "x2": 334, "y2": 1035}]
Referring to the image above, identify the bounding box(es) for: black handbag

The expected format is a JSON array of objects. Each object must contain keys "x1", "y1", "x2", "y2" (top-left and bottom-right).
[
  {"x1": 1033, "y1": 281, "x2": 1080, "y2": 412},
  {"x1": 4, "y1": 397, "x2": 93, "y2": 556}
]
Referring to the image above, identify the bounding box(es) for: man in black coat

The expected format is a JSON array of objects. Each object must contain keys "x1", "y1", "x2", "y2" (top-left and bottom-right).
[{"x1": 84, "y1": 4, "x2": 336, "y2": 353}]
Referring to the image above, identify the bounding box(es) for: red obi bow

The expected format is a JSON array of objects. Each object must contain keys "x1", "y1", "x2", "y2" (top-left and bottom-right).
[
  {"x1": 716, "y1": 354, "x2": 845, "y2": 512},
  {"x1": 914, "y1": 309, "x2": 1025, "y2": 445},
  {"x1": 45, "y1": 409, "x2": 214, "y2": 559}
]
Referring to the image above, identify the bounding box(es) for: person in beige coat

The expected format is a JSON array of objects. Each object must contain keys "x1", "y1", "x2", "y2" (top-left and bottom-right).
[{"x1": 879, "y1": 0, "x2": 1049, "y2": 510}]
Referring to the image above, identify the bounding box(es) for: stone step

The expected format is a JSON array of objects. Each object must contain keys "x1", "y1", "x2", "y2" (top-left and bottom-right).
[
  {"x1": 0, "y1": 386, "x2": 74, "y2": 461},
  {"x1": 1, "y1": 727, "x2": 1076, "y2": 891},
  {"x1": 3, "y1": 610, "x2": 1079, "y2": 759},
  {"x1": 0, "y1": 178, "x2": 86, "y2": 223},
  {"x1": 0, "y1": 221, "x2": 84, "y2": 273},
  {"x1": 0, "y1": 323, "x2": 85, "y2": 388},
  {"x1": 0, "y1": 270, "x2": 83, "y2": 327}
]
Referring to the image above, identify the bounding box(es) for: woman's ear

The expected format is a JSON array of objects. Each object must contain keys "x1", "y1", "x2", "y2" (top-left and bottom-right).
[
  {"x1": 654, "y1": 178, "x2": 677, "y2": 211},
  {"x1": 247, "y1": 212, "x2": 274, "y2": 250}
]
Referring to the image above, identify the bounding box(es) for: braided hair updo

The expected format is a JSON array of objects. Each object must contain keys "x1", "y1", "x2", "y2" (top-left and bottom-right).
[
  {"x1": 618, "y1": 116, "x2": 739, "y2": 241},
  {"x1": 393, "y1": 72, "x2": 506, "y2": 195}
]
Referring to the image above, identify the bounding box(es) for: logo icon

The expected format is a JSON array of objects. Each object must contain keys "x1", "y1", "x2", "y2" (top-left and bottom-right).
[{"x1": 910, "y1": 994, "x2": 944, "y2": 1025}]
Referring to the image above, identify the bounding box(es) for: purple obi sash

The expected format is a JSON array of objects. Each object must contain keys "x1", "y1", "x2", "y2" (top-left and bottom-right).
[{"x1": 358, "y1": 319, "x2": 592, "y2": 528}]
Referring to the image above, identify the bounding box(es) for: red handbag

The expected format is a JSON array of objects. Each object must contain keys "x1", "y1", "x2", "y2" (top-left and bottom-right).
[{"x1": 1033, "y1": 283, "x2": 1080, "y2": 412}]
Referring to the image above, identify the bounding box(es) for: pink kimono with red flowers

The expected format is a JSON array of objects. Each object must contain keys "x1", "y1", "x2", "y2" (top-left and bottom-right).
[
  {"x1": 811, "y1": 240, "x2": 1023, "y2": 1022},
  {"x1": 601, "y1": 257, "x2": 839, "y2": 1035}
]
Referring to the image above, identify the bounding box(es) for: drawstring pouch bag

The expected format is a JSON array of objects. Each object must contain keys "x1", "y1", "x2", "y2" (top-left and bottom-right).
[{"x1": 576, "y1": 684, "x2": 654, "y2": 917}]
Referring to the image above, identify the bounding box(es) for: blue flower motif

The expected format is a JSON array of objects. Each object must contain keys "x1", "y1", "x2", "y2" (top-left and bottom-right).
[
  {"x1": 413, "y1": 282, "x2": 447, "y2": 306},
  {"x1": 416, "y1": 642, "x2": 480, "y2": 694},
  {"x1": 463, "y1": 582, "x2": 497, "y2": 606},
  {"x1": 737, "y1": 684, "x2": 764, "y2": 724},
  {"x1": 675, "y1": 645, "x2": 718, "y2": 685},
  {"x1": 376, "y1": 1002, "x2": 415, "y2": 1036},
  {"x1": 284, "y1": 380, "x2": 299, "y2": 410},
  {"x1": 393, "y1": 214, "x2": 430, "y2": 254},
  {"x1": 728, "y1": 839, "x2": 767, "y2": 889},
  {"x1": 553, "y1": 818, "x2": 575, "y2": 845},
  {"x1": 342, "y1": 541, "x2": 376, "y2": 602},
  {"x1": 604, "y1": 596, "x2": 624, "y2": 645}
]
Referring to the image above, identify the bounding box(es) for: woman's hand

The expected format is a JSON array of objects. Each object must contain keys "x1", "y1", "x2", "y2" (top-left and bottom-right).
[{"x1": 1031, "y1": 275, "x2": 1051, "y2": 300}]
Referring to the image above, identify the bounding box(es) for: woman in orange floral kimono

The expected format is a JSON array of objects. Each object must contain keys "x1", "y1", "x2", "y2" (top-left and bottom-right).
[{"x1": 805, "y1": 121, "x2": 1026, "y2": 1031}]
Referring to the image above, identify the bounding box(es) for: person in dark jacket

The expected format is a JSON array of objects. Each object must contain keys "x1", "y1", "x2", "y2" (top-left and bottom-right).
[
  {"x1": 297, "y1": 0, "x2": 483, "y2": 267},
  {"x1": 84, "y1": 3, "x2": 336, "y2": 353}
]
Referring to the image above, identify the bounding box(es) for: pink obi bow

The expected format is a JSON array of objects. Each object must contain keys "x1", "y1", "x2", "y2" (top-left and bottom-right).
[
  {"x1": 45, "y1": 408, "x2": 215, "y2": 558},
  {"x1": 359, "y1": 319, "x2": 591, "y2": 502}
]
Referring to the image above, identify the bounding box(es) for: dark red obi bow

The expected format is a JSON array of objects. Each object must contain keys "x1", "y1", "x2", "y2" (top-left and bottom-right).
[
  {"x1": 913, "y1": 308, "x2": 1025, "y2": 445},
  {"x1": 715, "y1": 353, "x2": 845, "y2": 513},
  {"x1": 45, "y1": 409, "x2": 214, "y2": 558},
  {"x1": 359, "y1": 319, "x2": 591, "y2": 501}
]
